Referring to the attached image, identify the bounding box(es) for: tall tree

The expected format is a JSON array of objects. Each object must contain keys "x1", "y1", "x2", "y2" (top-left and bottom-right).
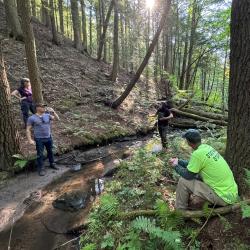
[
  {"x1": 111, "y1": 0, "x2": 172, "y2": 108},
  {"x1": 225, "y1": 0, "x2": 250, "y2": 194},
  {"x1": 70, "y1": 0, "x2": 82, "y2": 51},
  {"x1": 97, "y1": 0, "x2": 114, "y2": 61},
  {"x1": 3, "y1": 0, "x2": 23, "y2": 41},
  {"x1": 17, "y1": 0, "x2": 43, "y2": 103},
  {"x1": 31, "y1": 0, "x2": 36, "y2": 17},
  {"x1": 0, "y1": 41, "x2": 20, "y2": 171},
  {"x1": 80, "y1": 0, "x2": 88, "y2": 51},
  {"x1": 41, "y1": 0, "x2": 51, "y2": 27},
  {"x1": 58, "y1": 0, "x2": 64, "y2": 34},
  {"x1": 49, "y1": 0, "x2": 60, "y2": 45},
  {"x1": 109, "y1": 0, "x2": 119, "y2": 81}
]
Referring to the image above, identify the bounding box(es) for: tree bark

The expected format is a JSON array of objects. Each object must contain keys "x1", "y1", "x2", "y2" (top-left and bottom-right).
[
  {"x1": 109, "y1": 0, "x2": 119, "y2": 81},
  {"x1": 225, "y1": 0, "x2": 250, "y2": 194},
  {"x1": 80, "y1": 0, "x2": 87, "y2": 51},
  {"x1": 110, "y1": 0, "x2": 172, "y2": 108},
  {"x1": 97, "y1": 0, "x2": 114, "y2": 61},
  {"x1": 17, "y1": 0, "x2": 43, "y2": 103},
  {"x1": 70, "y1": 0, "x2": 82, "y2": 51},
  {"x1": 58, "y1": 0, "x2": 64, "y2": 34},
  {"x1": 41, "y1": 0, "x2": 51, "y2": 27},
  {"x1": 31, "y1": 0, "x2": 36, "y2": 17},
  {"x1": 49, "y1": 0, "x2": 60, "y2": 45},
  {"x1": 0, "y1": 41, "x2": 20, "y2": 171},
  {"x1": 3, "y1": 0, "x2": 23, "y2": 41}
]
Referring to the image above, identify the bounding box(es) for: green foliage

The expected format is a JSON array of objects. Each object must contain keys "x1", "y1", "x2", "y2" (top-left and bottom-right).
[
  {"x1": 240, "y1": 202, "x2": 250, "y2": 219},
  {"x1": 244, "y1": 169, "x2": 250, "y2": 188},
  {"x1": 81, "y1": 243, "x2": 96, "y2": 250},
  {"x1": 99, "y1": 194, "x2": 119, "y2": 217},
  {"x1": 131, "y1": 216, "x2": 182, "y2": 249},
  {"x1": 101, "y1": 233, "x2": 115, "y2": 249},
  {"x1": 12, "y1": 154, "x2": 36, "y2": 170}
]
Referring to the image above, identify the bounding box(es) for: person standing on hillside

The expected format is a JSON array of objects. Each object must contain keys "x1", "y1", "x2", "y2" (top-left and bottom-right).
[
  {"x1": 156, "y1": 101, "x2": 173, "y2": 150},
  {"x1": 169, "y1": 129, "x2": 238, "y2": 210},
  {"x1": 11, "y1": 78, "x2": 35, "y2": 128},
  {"x1": 26, "y1": 103, "x2": 60, "y2": 176}
]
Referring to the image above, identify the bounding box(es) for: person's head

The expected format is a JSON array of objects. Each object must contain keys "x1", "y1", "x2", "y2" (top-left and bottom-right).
[
  {"x1": 182, "y1": 129, "x2": 201, "y2": 149},
  {"x1": 20, "y1": 78, "x2": 31, "y2": 89},
  {"x1": 35, "y1": 103, "x2": 47, "y2": 114},
  {"x1": 161, "y1": 100, "x2": 173, "y2": 110}
]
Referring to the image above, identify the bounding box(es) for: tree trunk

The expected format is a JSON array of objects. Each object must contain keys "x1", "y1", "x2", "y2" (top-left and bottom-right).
[
  {"x1": 80, "y1": 0, "x2": 87, "y2": 51},
  {"x1": 89, "y1": 3, "x2": 93, "y2": 55},
  {"x1": 49, "y1": 0, "x2": 60, "y2": 45},
  {"x1": 109, "y1": 0, "x2": 119, "y2": 81},
  {"x1": 97, "y1": 0, "x2": 114, "y2": 61},
  {"x1": 41, "y1": 0, "x2": 51, "y2": 27},
  {"x1": 225, "y1": 0, "x2": 250, "y2": 194},
  {"x1": 70, "y1": 0, "x2": 82, "y2": 51},
  {"x1": 111, "y1": 0, "x2": 171, "y2": 108},
  {"x1": 0, "y1": 42, "x2": 20, "y2": 171},
  {"x1": 31, "y1": 0, "x2": 36, "y2": 17},
  {"x1": 3, "y1": 0, "x2": 23, "y2": 41},
  {"x1": 171, "y1": 108, "x2": 228, "y2": 126},
  {"x1": 58, "y1": 0, "x2": 64, "y2": 34},
  {"x1": 17, "y1": 0, "x2": 43, "y2": 103}
]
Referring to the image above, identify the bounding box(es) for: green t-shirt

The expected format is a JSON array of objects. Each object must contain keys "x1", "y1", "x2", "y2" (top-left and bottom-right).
[{"x1": 187, "y1": 144, "x2": 238, "y2": 204}]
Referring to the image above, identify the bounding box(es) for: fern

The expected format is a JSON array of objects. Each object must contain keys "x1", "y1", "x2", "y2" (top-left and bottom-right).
[
  {"x1": 132, "y1": 216, "x2": 182, "y2": 249},
  {"x1": 155, "y1": 199, "x2": 184, "y2": 229},
  {"x1": 81, "y1": 243, "x2": 96, "y2": 250},
  {"x1": 100, "y1": 233, "x2": 115, "y2": 249},
  {"x1": 240, "y1": 202, "x2": 250, "y2": 219},
  {"x1": 99, "y1": 194, "x2": 119, "y2": 217}
]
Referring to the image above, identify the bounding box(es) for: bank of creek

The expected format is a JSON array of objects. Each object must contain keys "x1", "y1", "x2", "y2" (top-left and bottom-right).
[{"x1": 0, "y1": 133, "x2": 158, "y2": 250}]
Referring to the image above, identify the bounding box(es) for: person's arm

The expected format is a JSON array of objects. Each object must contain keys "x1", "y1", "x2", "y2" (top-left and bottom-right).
[
  {"x1": 159, "y1": 112, "x2": 173, "y2": 121},
  {"x1": 11, "y1": 90, "x2": 26, "y2": 101},
  {"x1": 26, "y1": 125, "x2": 35, "y2": 145},
  {"x1": 47, "y1": 107, "x2": 60, "y2": 121},
  {"x1": 174, "y1": 165, "x2": 197, "y2": 180}
]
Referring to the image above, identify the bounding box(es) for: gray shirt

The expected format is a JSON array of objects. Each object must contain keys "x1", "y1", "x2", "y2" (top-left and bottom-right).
[{"x1": 27, "y1": 113, "x2": 52, "y2": 139}]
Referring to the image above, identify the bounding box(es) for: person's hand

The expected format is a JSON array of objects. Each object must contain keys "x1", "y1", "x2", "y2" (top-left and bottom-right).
[
  {"x1": 169, "y1": 157, "x2": 178, "y2": 167},
  {"x1": 28, "y1": 140, "x2": 35, "y2": 145},
  {"x1": 46, "y1": 107, "x2": 54, "y2": 113},
  {"x1": 20, "y1": 97, "x2": 27, "y2": 101}
]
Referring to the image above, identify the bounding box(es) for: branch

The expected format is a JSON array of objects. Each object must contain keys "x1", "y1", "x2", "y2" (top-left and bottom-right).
[{"x1": 118, "y1": 199, "x2": 250, "y2": 220}]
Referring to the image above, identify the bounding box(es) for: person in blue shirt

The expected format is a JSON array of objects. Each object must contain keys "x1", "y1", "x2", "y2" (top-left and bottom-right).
[{"x1": 26, "y1": 103, "x2": 60, "y2": 176}]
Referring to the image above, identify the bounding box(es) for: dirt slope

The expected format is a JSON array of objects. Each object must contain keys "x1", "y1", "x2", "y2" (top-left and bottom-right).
[{"x1": 0, "y1": 2, "x2": 157, "y2": 159}]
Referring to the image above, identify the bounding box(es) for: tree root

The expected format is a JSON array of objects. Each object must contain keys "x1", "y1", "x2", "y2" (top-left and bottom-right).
[{"x1": 119, "y1": 199, "x2": 250, "y2": 220}]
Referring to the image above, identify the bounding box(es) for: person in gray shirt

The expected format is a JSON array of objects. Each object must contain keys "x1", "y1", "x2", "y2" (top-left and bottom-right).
[{"x1": 26, "y1": 103, "x2": 60, "y2": 176}]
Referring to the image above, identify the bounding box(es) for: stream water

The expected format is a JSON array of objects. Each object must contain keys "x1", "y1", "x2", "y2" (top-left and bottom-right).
[{"x1": 0, "y1": 134, "x2": 154, "y2": 250}]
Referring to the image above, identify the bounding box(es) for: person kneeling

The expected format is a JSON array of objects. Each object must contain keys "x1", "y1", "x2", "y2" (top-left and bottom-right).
[{"x1": 169, "y1": 129, "x2": 238, "y2": 210}]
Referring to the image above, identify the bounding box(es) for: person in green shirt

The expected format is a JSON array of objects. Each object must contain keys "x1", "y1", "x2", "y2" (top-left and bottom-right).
[{"x1": 169, "y1": 129, "x2": 238, "y2": 210}]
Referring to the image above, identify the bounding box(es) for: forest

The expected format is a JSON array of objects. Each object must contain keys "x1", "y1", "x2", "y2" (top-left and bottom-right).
[{"x1": 0, "y1": 0, "x2": 249, "y2": 249}]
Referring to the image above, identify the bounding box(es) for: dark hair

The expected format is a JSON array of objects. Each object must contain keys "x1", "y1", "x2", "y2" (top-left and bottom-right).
[
  {"x1": 20, "y1": 78, "x2": 30, "y2": 88},
  {"x1": 186, "y1": 136, "x2": 201, "y2": 144}
]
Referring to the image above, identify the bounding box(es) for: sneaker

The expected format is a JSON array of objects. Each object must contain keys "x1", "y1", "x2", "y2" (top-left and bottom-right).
[
  {"x1": 39, "y1": 169, "x2": 46, "y2": 176},
  {"x1": 50, "y1": 163, "x2": 59, "y2": 170}
]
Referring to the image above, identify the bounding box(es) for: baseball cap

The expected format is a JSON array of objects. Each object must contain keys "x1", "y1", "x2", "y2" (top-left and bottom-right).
[
  {"x1": 35, "y1": 103, "x2": 47, "y2": 108},
  {"x1": 182, "y1": 129, "x2": 201, "y2": 144}
]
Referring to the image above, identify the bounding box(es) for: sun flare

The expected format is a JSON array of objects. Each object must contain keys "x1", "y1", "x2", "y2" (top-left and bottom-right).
[{"x1": 146, "y1": 0, "x2": 155, "y2": 9}]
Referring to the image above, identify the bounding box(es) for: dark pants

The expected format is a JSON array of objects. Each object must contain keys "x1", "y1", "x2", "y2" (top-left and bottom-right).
[
  {"x1": 35, "y1": 137, "x2": 54, "y2": 171},
  {"x1": 21, "y1": 101, "x2": 35, "y2": 127},
  {"x1": 158, "y1": 125, "x2": 168, "y2": 148}
]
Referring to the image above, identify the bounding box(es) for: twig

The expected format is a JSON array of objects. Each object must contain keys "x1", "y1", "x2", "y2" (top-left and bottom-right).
[
  {"x1": 62, "y1": 78, "x2": 82, "y2": 98},
  {"x1": 186, "y1": 204, "x2": 216, "y2": 249},
  {"x1": 7, "y1": 218, "x2": 14, "y2": 250},
  {"x1": 53, "y1": 233, "x2": 84, "y2": 250}
]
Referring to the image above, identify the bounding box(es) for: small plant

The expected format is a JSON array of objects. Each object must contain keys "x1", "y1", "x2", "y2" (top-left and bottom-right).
[{"x1": 12, "y1": 154, "x2": 36, "y2": 170}]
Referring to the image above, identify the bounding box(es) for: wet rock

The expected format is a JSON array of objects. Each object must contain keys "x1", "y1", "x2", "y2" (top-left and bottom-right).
[{"x1": 53, "y1": 190, "x2": 90, "y2": 212}]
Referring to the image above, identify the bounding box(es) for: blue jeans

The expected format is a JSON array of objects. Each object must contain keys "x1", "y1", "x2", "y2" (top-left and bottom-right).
[
  {"x1": 21, "y1": 101, "x2": 35, "y2": 127},
  {"x1": 35, "y1": 137, "x2": 54, "y2": 171}
]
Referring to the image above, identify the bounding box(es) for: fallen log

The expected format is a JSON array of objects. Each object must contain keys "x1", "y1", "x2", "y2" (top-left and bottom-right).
[
  {"x1": 180, "y1": 108, "x2": 228, "y2": 121},
  {"x1": 119, "y1": 199, "x2": 250, "y2": 219},
  {"x1": 171, "y1": 108, "x2": 228, "y2": 126}
]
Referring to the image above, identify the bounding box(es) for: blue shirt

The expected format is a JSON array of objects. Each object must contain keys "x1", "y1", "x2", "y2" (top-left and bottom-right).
[{"x1": 27, "y1": 113, "x2": 52, "y2": 138}]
